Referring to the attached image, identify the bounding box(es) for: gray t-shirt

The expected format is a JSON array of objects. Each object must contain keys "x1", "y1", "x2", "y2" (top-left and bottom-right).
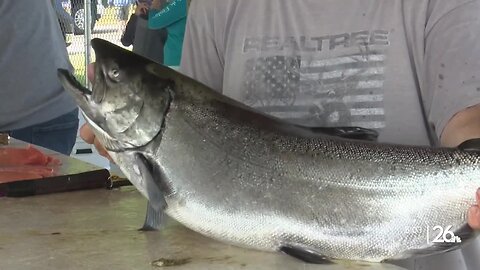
[
  {"x1": 180, "y1": 0, "x2": 480, "y2": 269},
  {"x1": 0, "y1": 0, "x2": 77, "y2": 130},
  {"x1": 180, "y1": 0, "x2": 480, "y2": 147}
]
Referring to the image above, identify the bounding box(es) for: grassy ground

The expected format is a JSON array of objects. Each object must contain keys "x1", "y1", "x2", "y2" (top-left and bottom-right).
[
  {"x1": 68, "y1": 8, "x2": 117, "y2": 85},
  {"x1": 97, "y1": 6, "x2": 133, "y2": 25},
  {"x1": 70, "y1": 53, "x2": 86, "y2": 85},
  {"x1": 68, "y1": 6, "x2": 134, "y2": 85}
]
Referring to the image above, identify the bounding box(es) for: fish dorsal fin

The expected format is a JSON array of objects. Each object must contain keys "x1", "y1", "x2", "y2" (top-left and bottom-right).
[
  {"x1": 209, "y1": 91, "x2": 380, "y2": 142},
  {"x1": 458, "y1": 138, "x2": 480, "y2": 152},
  {"x1": 299, "y1": 126, "x2": 379, "y2": 142},
  {"x1": 144, "y1": 57, "x2": 378, "y2": 142}
]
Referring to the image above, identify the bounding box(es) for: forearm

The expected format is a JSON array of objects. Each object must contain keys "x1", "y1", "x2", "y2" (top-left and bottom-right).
[
  {"x1": 440, "y1": 104, "x2": 480, "y2": 147},
  {"x1": 148, "y1": 0, "x2": 186, "y2": 29},
  {"x1": 121, "y1": 14, "x2": 138, "y2": 46}
]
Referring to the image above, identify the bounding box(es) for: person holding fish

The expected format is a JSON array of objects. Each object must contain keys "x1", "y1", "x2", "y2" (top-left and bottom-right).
[
  {"x1": 178, "y1": 1, "x2": 480, "y2": 269},
  {"x1": 78, "y1": 0, "x2": 480, "y2": 269}
]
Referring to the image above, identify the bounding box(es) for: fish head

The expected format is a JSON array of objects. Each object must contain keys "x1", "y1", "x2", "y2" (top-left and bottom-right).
[{"x1": 57, "y1": 38, "x2": 173, "y2": 150}]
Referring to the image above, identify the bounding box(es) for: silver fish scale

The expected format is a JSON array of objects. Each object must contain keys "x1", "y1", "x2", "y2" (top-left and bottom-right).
[{"x1": 105, "y1": 94, "x2": 479, "y2": 263}]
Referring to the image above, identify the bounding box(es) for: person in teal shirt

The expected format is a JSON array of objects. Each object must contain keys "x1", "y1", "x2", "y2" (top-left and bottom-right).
[{"x1": 148, "y1": 0, "x2": 187, "y2": 67}]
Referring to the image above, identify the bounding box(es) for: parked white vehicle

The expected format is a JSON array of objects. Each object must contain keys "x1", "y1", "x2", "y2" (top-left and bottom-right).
[{"x1": 58, "y1": 0, "x2": 106, "y2": 35}]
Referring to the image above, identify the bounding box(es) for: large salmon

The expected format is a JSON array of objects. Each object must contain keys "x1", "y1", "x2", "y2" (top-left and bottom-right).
[{"x1": 58, "y1": 38, "x2": 479, "y2": 264}]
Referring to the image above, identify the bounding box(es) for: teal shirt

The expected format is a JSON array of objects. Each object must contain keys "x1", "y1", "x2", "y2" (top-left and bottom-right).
[{"x1": 148, "y1": 0, "x2": 187, "y2": 66}]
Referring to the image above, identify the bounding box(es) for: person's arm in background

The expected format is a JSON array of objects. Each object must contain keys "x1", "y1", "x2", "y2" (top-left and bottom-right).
[
  {"x1": 148, "y1": 0, "x2": 186, "y2": 29},
  {"x1": 442, "y1": 105, "x2": 480, "y2": 228},
  {"x1": 120, "y1": 13, "x2": 138, "y2": 46},
  {"x1": 441, "y1": 105, "x2": 480, "y2": 147},
  {"x1": 422, "y1": 2, "x2": 480, "y2": 227},
  {"x1": 423, "y1": 2, "x2": 480, "y2": 147},
  {"x1": 120, "y1": 2, "x2": 149, "y2": 46}
]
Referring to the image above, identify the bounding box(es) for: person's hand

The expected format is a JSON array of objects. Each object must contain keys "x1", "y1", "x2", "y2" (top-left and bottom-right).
[
  {"x1": 80, "y1": 123, "x2": 113, "y2": 162},
  {"x1": 468, "y1": 188, "x2": 480, "y2": 229},
  {"x1": 150, "y1": 0, "x2": 162, "y2": 10},
  {"x1": 87, "y1": 62, "x2": 95, "y2": 83},
  {"x1": 135, "y1": 2, "x2": 149, "y2": 15},
  {"x1": 80, "y1": 63, "x2": 113, "y2": 162},
  {"x1": 441, "y1": 106, "x2": 480, "y2": 229}
]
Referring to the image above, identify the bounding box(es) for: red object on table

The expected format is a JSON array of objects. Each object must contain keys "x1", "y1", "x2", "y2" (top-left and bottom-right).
[{"x1": 0, "y1": 145, "x2": 61, "y2": 183}]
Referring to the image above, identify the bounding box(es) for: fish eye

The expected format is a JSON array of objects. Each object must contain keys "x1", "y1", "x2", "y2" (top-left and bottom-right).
[{"x1": 108, "y1": 69, "x2": 120, "y2": 79}]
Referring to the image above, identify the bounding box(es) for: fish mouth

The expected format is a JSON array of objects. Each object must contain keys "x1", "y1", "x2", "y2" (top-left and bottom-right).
[
  {"x1": 57, "y1": 69, "x2": 106, "y2": 129},
  {"x1": 57, "y1": 68, "x2": 99, "y2": 119},
  {"x1": 58, "y1": 68, "x2": 127, "y2": 152},
  {"x1": 58, "y1": 69, "x2": 92, "y2": 97}
]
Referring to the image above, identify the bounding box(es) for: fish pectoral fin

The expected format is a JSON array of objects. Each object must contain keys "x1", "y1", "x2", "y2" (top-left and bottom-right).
[
  {"x1": 280, "y1": 245, "x2": 334, "y2": 264},
  {"x1": 139, "y1": 201, "x2": 165, "y2": 231},
  {"x1": 134, "y1": 153, "x2": 168, "y2": 230},
  {"x1": 457, "y1": 138, "x2": 480, "y2": 152},
  {"x1": 303, "y1": 126, "x2": 379, "y2": 142}
]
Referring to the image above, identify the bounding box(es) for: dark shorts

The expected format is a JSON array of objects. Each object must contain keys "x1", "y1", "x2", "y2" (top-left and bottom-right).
[{"x1": 8, "y1": 109, "x2": 79, "y2": 155}]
